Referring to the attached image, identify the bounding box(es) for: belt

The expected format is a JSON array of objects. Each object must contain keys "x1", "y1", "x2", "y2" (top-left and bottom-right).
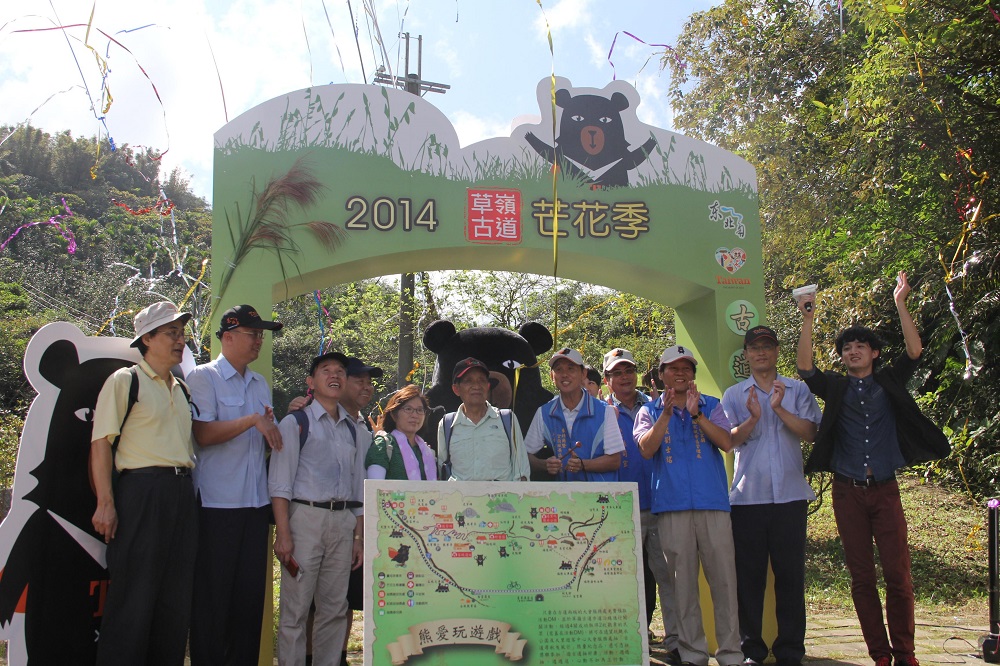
[
  {"x1": 833, "y1": 472, "x2": 895, "y2": 488},
  {"x1": 121, "y1": 466, "x2": 192, "y2": 477},
  {"x1": 292, "y1": 499, "x2": 362, "y2": 511}
]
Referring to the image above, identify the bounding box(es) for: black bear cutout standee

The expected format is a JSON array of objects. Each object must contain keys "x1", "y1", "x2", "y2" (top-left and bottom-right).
[
  {"x1": 0, "y1": 322, "x2": 194, "y2": 664},
  {"x1": 524, "y1": 88, "x2": 657, "y2": 188},
  {"x1": 421, "y1": 320, "x2": 554, "y2": 453}
]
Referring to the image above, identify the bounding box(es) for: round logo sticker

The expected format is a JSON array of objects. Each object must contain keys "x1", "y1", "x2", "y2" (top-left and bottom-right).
[
  {"x1": 725, "y1": 300, "x2": 759, "y2": 335},
  {"x1": 729, "y1": 348, "x2": 751, "y2": 381}
]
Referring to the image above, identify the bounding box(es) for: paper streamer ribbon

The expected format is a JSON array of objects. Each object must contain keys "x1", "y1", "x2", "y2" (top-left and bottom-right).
[
  {"x1": 112, "y1": 197, "x2": 176, "y2": 216},
  {"x1": 385, "y1": 618, "x2": 527, "y2": 664},
  {"x1": 607, "y1": 31, "x2": 685, "y2": 81},
  {"x1": 0, "y1": 198, "x2": 77, "y2": 254}
]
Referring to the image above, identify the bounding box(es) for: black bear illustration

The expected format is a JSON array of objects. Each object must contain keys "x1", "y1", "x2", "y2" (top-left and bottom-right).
[
  {"x1": 524, "y1": 89, "x2": 657, "y2": 188},
  {"x1": 0, "y1": 335, "x2": 132, "y2": 664}
]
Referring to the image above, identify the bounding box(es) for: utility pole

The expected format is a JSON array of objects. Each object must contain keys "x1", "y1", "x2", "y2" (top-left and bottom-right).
[{"x1": 373, "y1": 33, "x2": 449, "y2": 386}]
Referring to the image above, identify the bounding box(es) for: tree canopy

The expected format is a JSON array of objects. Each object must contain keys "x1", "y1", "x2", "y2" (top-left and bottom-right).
[{"x1": 666, "y1": 0, "x2": 998, "y2": 493}]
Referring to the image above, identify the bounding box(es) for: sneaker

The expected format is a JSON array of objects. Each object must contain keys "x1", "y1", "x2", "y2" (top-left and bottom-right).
[{"x1": 894, "y1": 657, "x2": 919, "y2": 666}]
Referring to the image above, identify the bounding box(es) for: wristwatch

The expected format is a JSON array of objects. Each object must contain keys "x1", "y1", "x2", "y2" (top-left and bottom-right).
[{"x1": 691, "y1": 411, "x2": 702, "y2": 421}]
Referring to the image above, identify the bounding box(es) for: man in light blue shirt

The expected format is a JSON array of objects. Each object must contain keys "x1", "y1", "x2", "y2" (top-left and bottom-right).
[
  {"x1": 722, "y1": 326, "x2": 821, "y2": 666},
  {"x1": 269, "y1": 351, "x2": 365, "y2": 666},
  {"x1": 187, "y1": 304, "x2": 283, "y2": 666}
]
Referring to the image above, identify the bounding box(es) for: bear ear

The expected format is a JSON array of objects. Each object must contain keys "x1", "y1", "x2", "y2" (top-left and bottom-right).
[
  {"x1": 518, "y1": 322, "x2": 554, "y2": 356},
  {"x1": 610, "y1": 92, "x2": 630, "y2": 112},
  {"x1": 422, "y1": 320, "x2": 457, "y2": 354},
  {"x1": 38, "y1": 339, "x2": 80, "y2": 389},
  {"x1": 555, "y1": 89, "x2": 572, "y2": 109}
]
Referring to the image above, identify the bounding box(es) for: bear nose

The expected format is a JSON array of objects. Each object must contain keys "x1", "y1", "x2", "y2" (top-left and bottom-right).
[{"x1": 581, "y1": 126, "x2": 605, "y2": 155}]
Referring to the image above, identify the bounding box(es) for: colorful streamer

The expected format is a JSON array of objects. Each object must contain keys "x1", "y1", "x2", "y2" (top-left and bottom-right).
[
  {"x1": 0, "y1": 199, "x2": 77, "y2": 254},
  {"x1": 112, "y1": 197, "x2": 176, "y2": 217},
  {"x1": 607, "y1": 30, "x2": 685, "y2": 81}
]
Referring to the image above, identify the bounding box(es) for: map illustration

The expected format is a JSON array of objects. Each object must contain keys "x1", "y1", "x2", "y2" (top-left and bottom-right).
[{"x1": 363, "y1": 480, "x2": 646, "y2": 666}]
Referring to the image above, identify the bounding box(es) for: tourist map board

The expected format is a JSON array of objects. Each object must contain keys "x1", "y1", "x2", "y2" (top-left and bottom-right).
[{"x1": 363, "y1": 480, "x2": 646, "y2": 665}]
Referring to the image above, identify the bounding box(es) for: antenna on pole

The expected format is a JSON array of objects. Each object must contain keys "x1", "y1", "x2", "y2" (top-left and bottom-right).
[{"x1": 372, "y1": 33, "x2": 449, "y2": 386}]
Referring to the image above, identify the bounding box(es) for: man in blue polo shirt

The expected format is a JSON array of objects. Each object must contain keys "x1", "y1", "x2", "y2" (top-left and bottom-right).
[
  {"x1": 635, "y1": 345, "x2": 742, "y2": 666},
  {"x1": 603, "y1": 347, "x2": 679, "y2": 664},
  {"x1": 186, "y1": 304, "x2": 284, "y2": 666},
  {"x1": 525, "y1": 347, "x2": 623, "y2": 482}
]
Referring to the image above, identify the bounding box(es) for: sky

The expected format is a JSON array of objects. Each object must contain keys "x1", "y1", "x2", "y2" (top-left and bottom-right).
[{"x1": 0, "y1": 0, "x2": 716, "y2": 201}]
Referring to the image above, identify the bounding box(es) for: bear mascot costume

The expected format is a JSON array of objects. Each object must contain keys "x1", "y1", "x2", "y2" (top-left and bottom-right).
[{"x1": 421, "y1": 320, "x2": 554, "y2": 456}]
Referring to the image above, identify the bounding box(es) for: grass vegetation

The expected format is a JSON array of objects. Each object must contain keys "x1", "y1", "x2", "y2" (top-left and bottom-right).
[{"x1": 805, "y1": 475, "x2": 987, "y2": 618}]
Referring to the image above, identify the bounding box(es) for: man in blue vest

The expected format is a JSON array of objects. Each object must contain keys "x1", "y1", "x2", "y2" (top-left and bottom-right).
[
  {"x1": 524, "y1": 347, "x2": 623, "y2": 482},
  {"x1": 603, "y1": 347, "x2": 680, "y2": 664},
  {"x1": 635, "y1": 345, "x2": 742, "y2": 666}
]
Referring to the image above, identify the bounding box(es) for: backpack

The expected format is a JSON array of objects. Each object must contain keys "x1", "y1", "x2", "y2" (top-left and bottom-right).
[
  {"x1": 440, "y1": 408, "x2": 514, "y2": 479},
  {"x1": 288, "y1": 408, "x2": 357, "y2": 448}
]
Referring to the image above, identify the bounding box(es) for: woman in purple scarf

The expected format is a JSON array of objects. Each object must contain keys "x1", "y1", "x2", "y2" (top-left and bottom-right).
[{"x1": 365, "y1": 385, "x2": 437, "y2": 481}]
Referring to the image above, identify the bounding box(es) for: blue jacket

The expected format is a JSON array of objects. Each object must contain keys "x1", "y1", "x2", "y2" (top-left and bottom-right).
[
  {"x1": 614, "y1": 392, "x2": 653, "y2": 511},
  {"x1": 540, "y1": 391, "x2": 618, "y2": 483},
  {"x1": 639, "y1": 394, "x2": 730, "y2": 513}
]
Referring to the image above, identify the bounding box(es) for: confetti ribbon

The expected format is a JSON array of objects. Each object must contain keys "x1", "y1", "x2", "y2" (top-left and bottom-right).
[{"x1": 0, "y1": 199, "x2": 77, "y2": 254}]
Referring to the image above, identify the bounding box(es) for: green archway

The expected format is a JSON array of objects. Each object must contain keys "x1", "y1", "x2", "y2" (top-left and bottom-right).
[
  {"x1": 211, "y1": 77, "x2": 763, "y2": 400},
  {"x1": 212, "y1": 76, "x2": 764, "y2": 664}
]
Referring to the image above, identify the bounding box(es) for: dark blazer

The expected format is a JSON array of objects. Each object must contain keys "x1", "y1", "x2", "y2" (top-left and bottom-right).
[{"x1": 800, "y1": 352, "x2": 951, "y2": 474}]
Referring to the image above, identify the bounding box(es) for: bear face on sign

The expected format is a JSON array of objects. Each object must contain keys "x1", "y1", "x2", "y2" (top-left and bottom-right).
[{"x1": 523, "y1": 87, "x2": 658, "y2": 188}]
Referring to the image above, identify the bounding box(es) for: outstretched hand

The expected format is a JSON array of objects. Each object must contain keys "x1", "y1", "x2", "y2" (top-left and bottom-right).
[{"x1": 894, "y1": 270, "x2": 911, "y2": 305}]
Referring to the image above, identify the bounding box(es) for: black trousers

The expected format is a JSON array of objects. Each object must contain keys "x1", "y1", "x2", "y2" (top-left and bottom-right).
[
  {"x1": 190, "y1": 505, "x2": 271, "y2": 666},
  {"x1": 96, "y1": 473, "x2": 198, "y2": 666},
  {"x1": 730, "y1": 500, "x2": 808, "y2": 665}
]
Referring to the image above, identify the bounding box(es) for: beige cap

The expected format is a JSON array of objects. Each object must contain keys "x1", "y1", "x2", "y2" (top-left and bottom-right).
[{"x1": 131, "y1": 301, "x2": 192, "y2": 348}]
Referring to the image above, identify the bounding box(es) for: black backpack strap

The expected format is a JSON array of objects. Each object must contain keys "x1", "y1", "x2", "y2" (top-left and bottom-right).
[
  {"x1": 291, "y1": 409, "x2": 310, "y2": 448},
  {"x1": 442, "y1": 412, "x2": 457, "y2": 466},
  {"x1": 112, "y1": 367, "x2": 141, "y2": 452}
]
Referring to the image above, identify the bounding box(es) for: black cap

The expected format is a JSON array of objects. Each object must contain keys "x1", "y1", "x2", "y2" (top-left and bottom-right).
[
  {"x1": 345, "y1": 357, "x2": 384, "y2": 378},
  {"x1": 217, "y1": 304, "x2": 283, "y2": 339},
  {"x1": 452, "y1": 357, "x2": 499, "y2": 388},
  {"x1": 309, "y1": 351, "x2": 350, "y2": 375},
  {"x1": 744, "y1": 325, "x2": 779, "y2": 347}
]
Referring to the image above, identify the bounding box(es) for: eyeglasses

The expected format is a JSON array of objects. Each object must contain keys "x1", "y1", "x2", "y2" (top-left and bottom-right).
[
  {"x1": 155, "y1": 328, "x2": 187, "y2": 341},
  {"x1": 398, "y1": 406, "x2": 428, "y2": 416},
  {"x1": 746, "y1": 344, "x2": 777, "y2": 353},
  {"x1": 231, "y1": 330, "x2": 266, "y2": 340},
  {"x1": 608, "y1": 367, "x2": 637, "y2": 378}
]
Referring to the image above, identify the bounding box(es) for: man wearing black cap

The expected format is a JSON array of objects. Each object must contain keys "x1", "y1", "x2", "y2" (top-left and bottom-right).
[
  {"x1": 90, "y1": 301, "x2": 197, "y2": 664},
  {"x1": 186, "y1": 304, "x2": 283, "y2": 665},
  {"x1": 438, "y1": 357, "x2": 530, "y2": 481},
  {"x1": 722, "y1": 326, "x2": 822, "y2": 666},
  {"x1": 269, "y1": 351, "x2": 365, "y2": 665}
]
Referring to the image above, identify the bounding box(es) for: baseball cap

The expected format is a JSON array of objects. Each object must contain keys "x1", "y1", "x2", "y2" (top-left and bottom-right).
[
  {"x1": 345, "y1": 357, "x2": 384, "y2": 378},
  {"x1": 659, "y1": 345, "x2": 698, "y2": 368},
  {"x1": 603, "y1": 348, "x2": 636, "y2": 373},
  {"x1": 548, "y1": 347, "x2": 585, "y2": 368},
  {"x1": 744, "y1": 325, "x2": 779, "y2": 347},
  {"x1": 131, "y1": 301, "x2": 191, "y2": 348},
  {"x1": 452, "y1": 357, "x2": 499, "y2": 388},
  {"x1": 216, "y1": 304, "x2": 283, "y2": 339},
  {"x1": 309, "y1": 351, "x2": 350, "y2": 376}
]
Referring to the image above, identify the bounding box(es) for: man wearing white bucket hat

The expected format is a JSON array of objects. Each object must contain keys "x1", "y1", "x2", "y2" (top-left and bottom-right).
[{"x1": 90, "y1": 300, "x2": 198, "y2": 664}]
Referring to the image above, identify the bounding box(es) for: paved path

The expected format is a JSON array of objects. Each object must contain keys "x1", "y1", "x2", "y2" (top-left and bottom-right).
[{"x1": 643, "y1": 611, "x2": 990, "y2": 666}]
